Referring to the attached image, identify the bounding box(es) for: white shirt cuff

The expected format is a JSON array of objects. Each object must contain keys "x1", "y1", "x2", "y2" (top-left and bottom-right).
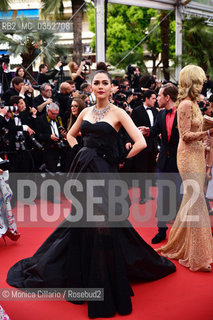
[
  {"x1": 19, "y1": 93, "x2": 25, "y2": 99},
  {"x1": 23, "y1": 125, "x2": 28, "y2": 131}
]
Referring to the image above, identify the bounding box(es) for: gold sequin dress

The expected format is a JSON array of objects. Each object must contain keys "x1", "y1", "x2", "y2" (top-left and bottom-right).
[{"x1": 156, "y1": 100, "x2": 213, "y2": 271}]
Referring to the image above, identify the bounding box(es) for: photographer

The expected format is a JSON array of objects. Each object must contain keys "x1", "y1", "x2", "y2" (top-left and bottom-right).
[
  {"x1": 79, "y1": 82, "x2": 96, "y2": 106},
  {"x1": 54, "y1": 82, "x2": 73, "y2": 115},
  {"x1": 68, "y1": 58, "x2": 91, "y2": 90},
  {"x1": 132, "y1": 66, "x2": 141, "y2": 89},
  {"x1": 37, "y1": 61, "x2": 62, "y2": 86},
  {"x1": 0, "y1": 54, "x2": 12, "y2": 96},
  {"x1": 33, "y1": 83, "x2": 54, "y2": 116},
  {"x1": 4, "y1": 96, "x2": 36, "y2": 173},
  {"x1": 35, "y1": 103, "x2": 68, "y2": 172},
  {"x1": 3, "y1": 76, "x2": 33, "y2": 108}
]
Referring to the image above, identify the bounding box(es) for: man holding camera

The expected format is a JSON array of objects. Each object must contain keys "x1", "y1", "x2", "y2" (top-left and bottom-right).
[
  {"x1": 37, "y1": 61, "x2": 62, "y2": 86},
  {"x1": 3, "y1": 76, "x2": 33, "y2": 108},
  {"x1": 4, "y1": 96, "x2": 36, "y2": 172},
  {"x1": 33, "y1": 83, "x2": 54, "y2": 116},
  {"x1": 35, "y1": 102, "x2": 67, "y2": 172}
]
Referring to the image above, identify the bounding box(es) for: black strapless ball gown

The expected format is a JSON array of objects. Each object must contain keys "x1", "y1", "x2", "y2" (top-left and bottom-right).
[{"x1": 7, "y1": 120, "x2": 176, "y2": 318}]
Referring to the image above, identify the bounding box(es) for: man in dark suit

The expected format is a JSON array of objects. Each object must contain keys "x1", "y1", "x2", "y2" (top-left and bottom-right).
[
  {"x1": 37, "y1": 62, "x2": 62, "y2": 86},
  {"x1": 130, "y1": 89, "x2": 158, "y2": 204},
  {"x1": 142, "y1": 83, "x2": 180, "y2": 243},
  {"x1": 35, "y1": 102, "x2": 67, "y2": 172},
  {"x1": 54, "y1": 82, "x2": 73, "y2": 115},
  {"x1": 3, "y1": 76, "x2": 33, "y2": 108},
  {"x1": 5, "y1": 96, "x2": 36, "y2": 172},
  {"x1": 33, "y1": 83, "x2": 53, "y2": 116}
]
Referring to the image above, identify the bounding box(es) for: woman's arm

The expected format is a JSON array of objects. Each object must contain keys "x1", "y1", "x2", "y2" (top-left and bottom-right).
[
  {"x1": 178, "y1": 100, "x2": 208, "y2": 142},
  {"x1": 70, "y1": 61, "x2": 86, "y2": 80},
  {"x1": 66, "y1": 108, "x2": 87, "y2": 147},
  {"x1": 116, "y1": 108, "x2": 147, "y2": 158}
]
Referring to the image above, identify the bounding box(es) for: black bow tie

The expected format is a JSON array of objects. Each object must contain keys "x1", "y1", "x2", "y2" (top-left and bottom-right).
[
  {"x1": 146, "y1": 107, "x2": 152, "y2": 111},
  {"x1": 165, "y1": 109, "x2": 172, "y2": 115},
  {"x1": 14, "y1": 115, "x2": 20, "y2": 118}
]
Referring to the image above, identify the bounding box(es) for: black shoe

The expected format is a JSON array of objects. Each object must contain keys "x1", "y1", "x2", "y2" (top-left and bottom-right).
[
  {"x1": 152, "y1": 232, "x2": 166, "y2": 244},
  {"x1": 139, "y1": 198, "x2": 147, "y2": 204},
  {"x1": 146, "y1": 196, "x2": 155, "y2": 200}
]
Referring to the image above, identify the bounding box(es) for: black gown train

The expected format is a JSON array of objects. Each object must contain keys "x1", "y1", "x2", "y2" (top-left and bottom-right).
[{"x1": 7, "y1": 120, "x2": 176, "y2": 318}]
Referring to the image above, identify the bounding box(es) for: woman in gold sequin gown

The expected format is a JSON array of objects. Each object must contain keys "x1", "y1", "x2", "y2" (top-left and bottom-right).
[{"x1": 156, "y1": 65, "x2": 213, "y2": 271}]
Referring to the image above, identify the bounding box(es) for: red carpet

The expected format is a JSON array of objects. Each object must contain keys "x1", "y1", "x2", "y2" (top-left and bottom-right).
[{"x1": 1, "y1": 188, "x2": 213, "y2": 320}]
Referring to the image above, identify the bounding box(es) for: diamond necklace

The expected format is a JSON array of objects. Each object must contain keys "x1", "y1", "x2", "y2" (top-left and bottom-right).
[{"x1": 92, "y1": 104, "x2": 110, "y2": 122}]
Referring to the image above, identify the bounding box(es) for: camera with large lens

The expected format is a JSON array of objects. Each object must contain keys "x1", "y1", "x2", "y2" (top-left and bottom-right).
[
  {"x1": 15, "y1": 134, "x2": 26, "y2": 151},
  {"x1": 54, "y1": 132, "x2": 67, "y2": 150},
  {"x1": 55, "y1": 139, "x2": 66, "y2": 149},
  {"x1": 126, "y1": 65, "x2": 136, "y2": 75},
  {"x1": 0, "y1": 101, "x2": 18, "y2": 112},
  {"x1": 60, "y1": 56, "x2": 68, "y2": 68},
  {"x1": 29, "y1": 134, "x2": 44, "y2": 150},
  {"x1": 81, "y1": 56, "x2": 92, "y2": 72}
]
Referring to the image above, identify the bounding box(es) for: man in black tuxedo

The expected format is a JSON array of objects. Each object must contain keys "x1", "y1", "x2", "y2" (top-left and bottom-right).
[
  {"x1": 33, "y1": 83, "x2": 53, "y2": 116},
  {"x1": 3, "y1": 76, "x2": 33, "y2": 108},
  {"x1": 5, "y1": 96, "x2": 36, "y2": 172},
  {"x1": 54, "y1": 82, "x2": 73, "y2": 115},
  {"x1": 37, "y1": 62, "x2": 62, "y2": 86},
  {"x1": 35, "y1": 102, "x2": 67, "y2": 172},
  {"x1": 130, "y1": 89, "x2": 158, "y2": 204},
  {"x1": 142, "y1": 83, "x2": 180, "y2": 243}
]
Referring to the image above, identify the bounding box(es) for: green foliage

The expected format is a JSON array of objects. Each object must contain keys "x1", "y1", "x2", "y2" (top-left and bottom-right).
[
  {"x1": 181, "y1": 17, "x2": 213, "y2": 77},
  {"x1": 88, "y1": 3, "x2": 175, "y2": 72},
  {"x1": 41, "y1": 0, "x2": 64, "y2": 19}
]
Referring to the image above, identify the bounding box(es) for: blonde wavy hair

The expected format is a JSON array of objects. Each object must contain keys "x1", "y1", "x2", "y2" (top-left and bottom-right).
[
  {"x1": 68, "y1": 61, "x2": 76, "y2": 76},
  {"x1": 177, "y1": 65, "x2": 206, "y2": 105}
]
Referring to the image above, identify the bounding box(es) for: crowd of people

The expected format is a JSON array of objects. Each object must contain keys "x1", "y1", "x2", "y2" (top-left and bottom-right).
[{"x1": 1, "y1": 60, "x2": 213, "y2": 318}]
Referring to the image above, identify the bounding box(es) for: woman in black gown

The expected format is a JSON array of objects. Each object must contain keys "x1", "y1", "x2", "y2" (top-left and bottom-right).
[{"x1": 7, "y1": 70, "x2": 176, "y2": 318}]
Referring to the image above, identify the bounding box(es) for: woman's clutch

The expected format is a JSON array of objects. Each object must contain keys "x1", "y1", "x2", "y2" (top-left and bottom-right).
[{"x1": 203, "y1": 115, "x2": 213, "y2": 131}]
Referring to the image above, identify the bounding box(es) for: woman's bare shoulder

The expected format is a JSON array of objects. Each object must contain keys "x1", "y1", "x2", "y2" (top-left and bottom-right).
[{"x1": 110, "y1": 103, "x2": 126, "y2": 116}]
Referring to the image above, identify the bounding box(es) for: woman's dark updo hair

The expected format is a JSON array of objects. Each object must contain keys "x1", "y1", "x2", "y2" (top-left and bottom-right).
[
  {"x1": 92, "y1": 70, "x2": 112, "y2": 84},
  {"x1": 96, "y1": 62, "x2": 108, "y2": 71}
]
